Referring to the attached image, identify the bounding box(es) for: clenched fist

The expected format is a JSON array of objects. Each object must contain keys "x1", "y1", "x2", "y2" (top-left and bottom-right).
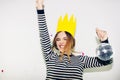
[
  {"x1": 96, "y1": 28, "x2": 108, "y2": 41},
  {"x1": 36, "y1": 0, "x2": 44, "y2": 9}
]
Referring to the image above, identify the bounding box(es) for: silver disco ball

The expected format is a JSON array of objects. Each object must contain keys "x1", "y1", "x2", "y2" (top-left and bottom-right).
[{"x1": 96, "y1": 43, "x2": 113, "y2": 61}]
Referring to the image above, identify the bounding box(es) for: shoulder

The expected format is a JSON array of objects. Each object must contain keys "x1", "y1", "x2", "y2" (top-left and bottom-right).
[{"x1": 72, "y1": 51, "x2": 85, "y2": 56}]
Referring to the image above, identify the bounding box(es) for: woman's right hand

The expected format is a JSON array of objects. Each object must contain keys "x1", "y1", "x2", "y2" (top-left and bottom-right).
[{"x1": 36, "y1": 0, "x2": 44, "y2": 10}]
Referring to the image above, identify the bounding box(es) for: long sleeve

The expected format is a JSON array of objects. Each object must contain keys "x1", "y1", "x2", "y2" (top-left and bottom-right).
[
  {"x1": 83, "y1": 56, "x2": 113, "y2": 69},
  {"x1": 37, "y1": 10, "x2": 54, "y2": 62},
  {"x1": 83, "y1": 39, "x2": 113, "y2": 68}
]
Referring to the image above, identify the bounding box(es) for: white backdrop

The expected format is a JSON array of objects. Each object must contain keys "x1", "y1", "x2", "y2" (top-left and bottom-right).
[{"x1": 0, "y1": 0, "x2": 120, "y2": 80}]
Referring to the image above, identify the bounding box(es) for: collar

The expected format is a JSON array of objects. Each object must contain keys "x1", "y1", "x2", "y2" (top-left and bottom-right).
[{"x1": 59, "y1": 53, "x2": 74, "y2": 57}]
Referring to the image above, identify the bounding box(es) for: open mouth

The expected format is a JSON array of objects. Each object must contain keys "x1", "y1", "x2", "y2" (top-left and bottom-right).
[{"x1": 59, "y1": 45, "x2": 65, "y2": 49}]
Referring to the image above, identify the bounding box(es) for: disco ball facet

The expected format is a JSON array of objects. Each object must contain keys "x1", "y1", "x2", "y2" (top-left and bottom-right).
[{"x1": 96, "y1": 43, "x2": 113, "y2": 61}]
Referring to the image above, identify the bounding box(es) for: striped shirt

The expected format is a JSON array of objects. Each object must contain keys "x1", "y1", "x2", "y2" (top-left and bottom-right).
[{"x1": 37, "y1": 10, "x2": 112, "y2": 80}]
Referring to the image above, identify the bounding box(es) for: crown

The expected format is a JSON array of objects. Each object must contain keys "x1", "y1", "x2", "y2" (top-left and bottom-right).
[{"x1": 56, "y1": 14, "x2": 76, "y2": 37}]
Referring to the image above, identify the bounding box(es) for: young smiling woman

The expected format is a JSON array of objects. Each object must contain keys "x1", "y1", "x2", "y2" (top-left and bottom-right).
[{"x1": 36, "y1": 0, "x2": 113, "y2": 79}]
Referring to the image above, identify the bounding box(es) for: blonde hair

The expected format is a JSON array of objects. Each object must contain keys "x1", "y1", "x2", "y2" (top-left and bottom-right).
[{"x1": 52, "y1": 31, "x2": 75, "y2": 62}]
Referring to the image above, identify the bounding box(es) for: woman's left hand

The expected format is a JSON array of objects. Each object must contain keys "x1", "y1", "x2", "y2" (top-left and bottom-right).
[{"x1": 96, "y1": 28, "x2": 108, "y2": 41}]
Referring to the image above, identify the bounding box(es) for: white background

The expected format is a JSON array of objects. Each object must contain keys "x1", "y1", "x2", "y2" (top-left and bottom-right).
[{"x1": 0, "y1": 0, "x2": 120, "y2": 80}]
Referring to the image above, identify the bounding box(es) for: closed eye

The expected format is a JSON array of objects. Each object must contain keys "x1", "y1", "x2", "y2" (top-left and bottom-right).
[
  {"x1": 63, "y1": 37, "x2": 68, "y2": 40},
  {"x1": 56, "y1": 38, "x2": 60, "y2": 41}
]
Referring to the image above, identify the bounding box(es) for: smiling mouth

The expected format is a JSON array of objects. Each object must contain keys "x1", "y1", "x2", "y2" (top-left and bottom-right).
[{"x1": 59, "y1": 45, "x2": 65, "y2": 49}]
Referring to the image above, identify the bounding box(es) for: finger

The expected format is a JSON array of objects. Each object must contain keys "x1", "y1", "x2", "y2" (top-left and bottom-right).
[
  {"x1": 96, "y1": 29, "x2": 101, "y2": 37},
  {"x1": 101, "y1": 30, "x2": 107, "y2": 37},
  {"x1": 98, "y1": 30, "x2": 104, "y2": 40}
]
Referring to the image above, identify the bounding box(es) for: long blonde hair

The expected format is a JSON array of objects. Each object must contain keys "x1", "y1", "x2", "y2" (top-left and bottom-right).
[{"x1": 52, "y1": 31, "x2": 75, "y2": 62}]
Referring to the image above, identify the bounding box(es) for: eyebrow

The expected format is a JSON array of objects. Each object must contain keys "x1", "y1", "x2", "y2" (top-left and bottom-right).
[{"x1": 56, "y1": 37, "x2": 68, "y2": 40}]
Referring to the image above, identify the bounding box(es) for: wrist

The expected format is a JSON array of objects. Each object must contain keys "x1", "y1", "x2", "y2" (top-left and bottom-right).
[
  {"x1": 101, "y1": 38, "x2": 109, "y2": 43},
  {"x1": 36, "y1": 5, "x2": 44, "y2": 10},
  {"x1": 37, "y1": 9, "x2": 44, "y2": 14}
]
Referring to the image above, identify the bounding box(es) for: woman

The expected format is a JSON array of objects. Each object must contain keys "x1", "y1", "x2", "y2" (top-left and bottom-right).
[{"x1": 36, "y1": 0, "x2": 113, "y2": 80}]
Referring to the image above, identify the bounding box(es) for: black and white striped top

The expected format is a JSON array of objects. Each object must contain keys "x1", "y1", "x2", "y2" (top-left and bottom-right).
[{"x1": 37, "y1": 10, "x2": 112, "y2": 80}]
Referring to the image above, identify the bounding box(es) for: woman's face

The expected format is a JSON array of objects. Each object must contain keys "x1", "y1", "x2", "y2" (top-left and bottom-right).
[{"x1": 55, "y1": 31, "x2": 67, "y2": 53}]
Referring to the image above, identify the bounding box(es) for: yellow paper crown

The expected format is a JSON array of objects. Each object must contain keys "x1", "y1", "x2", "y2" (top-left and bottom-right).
[{"x1": 56, "y1": 14, "x2": 76, "y2": 37}]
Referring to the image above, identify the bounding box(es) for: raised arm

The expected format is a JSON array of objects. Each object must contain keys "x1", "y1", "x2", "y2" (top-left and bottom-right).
[
  {"x1": 36, "y1": 0, "x2": 53, "y2": 62},
  {"x1": 83, "y1": 28, "x2": 113, "y2": 68}
]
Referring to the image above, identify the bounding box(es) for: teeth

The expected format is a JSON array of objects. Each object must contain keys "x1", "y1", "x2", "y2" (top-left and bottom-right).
[
  {"x1": 60, "y1": 45, "x2": 64, "y2": 48},
  {"x1": 61, "y1": 46, "x2": 64, "y2": 48}
]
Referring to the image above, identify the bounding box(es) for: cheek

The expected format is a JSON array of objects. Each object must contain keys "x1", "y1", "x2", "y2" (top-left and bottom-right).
[
  {"x1": 56, "y1": 41, "x2": 59, "y2": 45},
  {"x1": 65, "y1": 41, "x2": 67, "y2": 44},
  {"x1": 56, "y1": 41, "x2": 59, "y2": 48}
]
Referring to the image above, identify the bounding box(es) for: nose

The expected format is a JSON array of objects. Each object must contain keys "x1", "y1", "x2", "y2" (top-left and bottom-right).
[{"x1": 58, "y1": 39, "x2": 65, "y2": 44}]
